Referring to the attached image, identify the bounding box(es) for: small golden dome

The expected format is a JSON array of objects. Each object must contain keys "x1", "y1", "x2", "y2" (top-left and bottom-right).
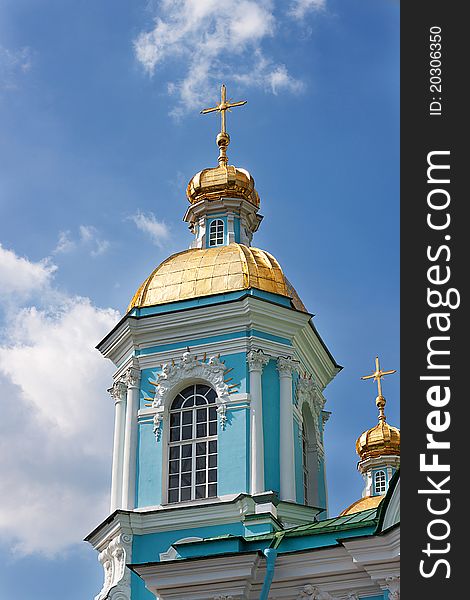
[
  {"x1": 356, "y1": 418, "x2": 400, "y2": 461},
  {"x1": 186, "y1": 164, "x2": 260, "y2": 208},
  {"x1": 128, "y1": 243, "x2": 306, "y2": 312},
  {"x1": 340, "y1": 494, "x2": 385, "y2": 516}
]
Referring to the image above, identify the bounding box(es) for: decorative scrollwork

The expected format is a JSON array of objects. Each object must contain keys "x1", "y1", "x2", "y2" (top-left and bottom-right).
[
  {"x1": 95, "y1": 534, "x2": 132, "y2": 600},
  {"x1": 149, "y1": 351, "x2": 233, "y2": 441}
]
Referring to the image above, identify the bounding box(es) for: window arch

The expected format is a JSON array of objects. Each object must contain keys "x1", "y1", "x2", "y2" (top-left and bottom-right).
[
  {"x1": 167, "y1": 384, "x2": 218, "y2": 503},
  {"x1": 374, "y1": 470, "x2": 387, "y2": 494},
  {"x1": 301, "y1": 404, "x2": 319, "y2": 507},
  {"x1": 208, "y1": 219, "x2": 224, "y2": 246}
]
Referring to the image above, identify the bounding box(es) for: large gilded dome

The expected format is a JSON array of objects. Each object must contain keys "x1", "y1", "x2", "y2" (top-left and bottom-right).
[
  {"x1": 356, "y1": 419, "x2": 400, "y2": 462},
  {"x1": 128, "y1": 243, "x2": 306, "y2": 312}
]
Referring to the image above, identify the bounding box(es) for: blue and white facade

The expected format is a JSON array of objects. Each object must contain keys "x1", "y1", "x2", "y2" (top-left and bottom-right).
[{"x1": 86, "y1": 104, "x2": 400, "y2": 600}]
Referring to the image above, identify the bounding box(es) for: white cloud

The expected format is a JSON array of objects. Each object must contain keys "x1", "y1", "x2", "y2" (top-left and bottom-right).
[
  {"x1": 53, "y1": 225, "x2": 110, "y2": 257},
  {"x1": 133, "y1": 0, "x2": 319, "y2": 116},
  {"x1": 288, "y1": 0, "x2": 326, "y2": 20},
  {"x1": 130, "y1": 210, "x2": 170, "y2": 247},
  {"x1": 0, "y1": 246, "x2": 120, "y2": 556},
  {"x1": 0, "y1": 45, "x2": 32, "y2": 91},
  {"x1": 0, "y1": 244, "x2": 57, "y2": 299}
]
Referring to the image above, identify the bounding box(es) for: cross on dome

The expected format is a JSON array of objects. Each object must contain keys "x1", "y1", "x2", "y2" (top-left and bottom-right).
[
  {"x1": 200, "y1": 84, "x2": 247, "y2": 166},
  {"x1": 361, "y1": 356, "x2": 396, "y2": 421}
]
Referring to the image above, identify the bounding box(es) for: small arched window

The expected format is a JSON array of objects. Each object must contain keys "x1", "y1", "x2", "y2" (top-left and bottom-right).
[
  {"x1": 209, "y1": 219, "x2": 224, "y2": 246},
  {"x1": 168, "y1": 384, "x2": 218, "y2": 503},
  {"x1": 374, "y1": 470, "x2": 387, "y2": 494},
  {"x1": 302, "y1": 427, "x2": 309, "y2": 505}
]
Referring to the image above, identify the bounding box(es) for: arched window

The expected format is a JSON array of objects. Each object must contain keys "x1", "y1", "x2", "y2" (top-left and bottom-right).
[
  {"x1": 209, "y1": 219, "x2": 224, "y2": 246},
  {"x1": 168, "y1": 384, "x2": 218, "y2": 503},
  {"x1": 301, "y1": 404, "x2": 319, "y2": 507},
  {"x1": 374, "y1": 470, "x2": 387, "y2": 494},
  {"x1": 302, "y1": 427, "x2": 309, "y2": 505}
]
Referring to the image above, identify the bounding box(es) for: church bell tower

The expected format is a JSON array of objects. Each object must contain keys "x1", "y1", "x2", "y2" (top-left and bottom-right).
[{"x1": 86, "y1": 85, "x2": 341, "y2": 600}]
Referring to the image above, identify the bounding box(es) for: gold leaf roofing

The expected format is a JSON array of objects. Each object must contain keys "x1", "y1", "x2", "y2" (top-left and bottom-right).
[
  {"x1": 339, "y1": 494, "x2": 385, "y2": 516},
  {"x1": 128, "y1": 243, "x2": 306, "y2": 312},
  {"x1": 355, "y1": 421, "x2": 400, "y2": 461}
]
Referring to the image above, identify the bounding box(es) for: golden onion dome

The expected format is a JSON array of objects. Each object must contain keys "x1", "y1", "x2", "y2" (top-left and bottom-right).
[
  {"x1": 356, "y1": 418, "x2": 400, "y2": 462},
  {"x1": 339, "y1": 494, "x2": 385, "y2": 516},
  {"x1": 128, "y1": 243, "x2": 306, "y2": 312},
  {"x1": 186, "y1": 164, "x2": 260, "y2": 208}
]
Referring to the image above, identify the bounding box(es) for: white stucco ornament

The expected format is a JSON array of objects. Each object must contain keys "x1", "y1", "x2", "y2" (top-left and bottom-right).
[
  {"x1": 296, "y1": 585, "x2": 335, "y2": 600},
  {"x1": 151, "y1": 351, "x2": 232, "y2": 441},
  {"x1": 95, "y1": 533, "x2": 133, "y2": 600},
  {"x1": 385, "y1": 576, "x2": 400, "y2": 600}
]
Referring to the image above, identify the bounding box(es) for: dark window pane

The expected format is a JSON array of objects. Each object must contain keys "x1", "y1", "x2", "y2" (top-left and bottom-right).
[
  {"x1": 208, "y1": 469, "x2": 217, "y2": 483},
  {"x1": 209, "y1": 441, "x2": 217, "y2": 454},
  {"x1": 181, "y1": 472, "x2": 192, "y2": 487},
  {"x1": 195, "y1": 396, "x2": 207, "y2": 406},
  {"x1": 206, "y1": 389, "x2": 217, "y2": 403},
  {"x1": 196, "y1": 408, "x2": 207, "y2": 423},
  {"x1": 169, "y1": 446, "x2": 180, "y2": 460},
  {"x1": 197, "y1": 385, "x2": 210, "y2": 396},
  {"x1": 209, "y1": 421, "x2": 217, "y2": 436},
  {"x1": 169, "y1": 460, "x2": 179, "y2": 474},
  {"x1": 196, "y1": 471, "x2": 206, "y2": 484},
  {"x1": 208, "y1": 454, "x2": 217, "y2": 468},
  {"x1": 182, "y1": 444, "x2": 192, "y2": 458},
  {"x1": 171, "y1": 396, "x2": 184, "y2": 410},
  {"x1": 208, "y1": 484, "x2": 217, "y2": 497},
  {"x1": 196, "y1": 423, "x2": 207, "y2": 438},
  {"x1": 180, "y1": 386, "x2": 195, "y2": 398},
  {"x1": 168, "y1": 489, "x2": 179, "y2": 503},
  {"x1": 196, "y1": 456, "x2": 206, "y2": 469},
  {"x1": 181, "y1": 458, "x2": 192, "y2": 472},
  {"x1": 170, "y1": 413, "x2": 180, "y2": 427},
  {"x1": 182, "y1": 425, "x2": 192, "y2": 440},
  {"x1": 181, "y1": 487, "x2": 191, "y2": 501},
  {"x1": 209, "y1": 407, "x2": 217, "y2": 420},
  {"x1": 182, "y1": 411, "x2": 193, "y2": 425},
  {"x1": 168, "y1": 475, "x2": 179, "y2": 489},
  {"x1": 170, "y1": 427, "x2": 180, "y2": 442},
  {"x1": 196, "y1": 442, "x2": 206, "y2": 456},
  {"x1": 182, "y1": 397, "x2": 194, "y2": 408},
  {"x1": 195, "y1": 485, "x2": 206, "y2": 499}
]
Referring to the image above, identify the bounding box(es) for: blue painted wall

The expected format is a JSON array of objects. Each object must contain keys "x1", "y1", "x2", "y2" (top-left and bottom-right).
[
  {"x1": 218, "y1": 406, "x2": 250, "y2": 495},
  {"x1": 262, "y1": 359, "x2": 280, "y2": 494},
  {"x1": 131, "y1": 521, "x2": 246, "y2": 600}
]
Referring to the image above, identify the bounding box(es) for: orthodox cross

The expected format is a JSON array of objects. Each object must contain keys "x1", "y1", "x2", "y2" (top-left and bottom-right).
[
  {"x1": 361, "y1": 356, "x2": 396, "y2": 421},
  {"x1": 200, "y1": 84, "x2": 247, "y2": 135},
  {"x1": 200, "y1": 84, "x2": 247, "y2": 165}
]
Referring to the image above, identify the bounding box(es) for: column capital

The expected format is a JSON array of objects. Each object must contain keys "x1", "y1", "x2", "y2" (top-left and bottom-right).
[
  {"x1": 122, "y1": 367, "x2": 140, "y2": 389},
  {"x1": 247, "y1": 349, "x2": 270, "y2": 373},
  {"x1": 277, "y1": 355, "x2": 297, "y2": 377},
  {"x1": 108, "y1": 380, "x2": 127, "y2": 404}
]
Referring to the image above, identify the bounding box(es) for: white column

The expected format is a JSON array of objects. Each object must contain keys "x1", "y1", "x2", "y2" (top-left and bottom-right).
[
  {"x1": 277, "y1": 356, "x2": 296, "y2": 502},
  {"x1": 121, "y1": 367, "x2": 141, "y2": 510},
  {"x1": 109, "y1": 380, "x2": 127, "y2": 512},
  {"x1": 227, "y1": 213, "x2": 235, "y2": 244},
  {"x1": 247, "y1": 350, "x2": 269, "y2": 495}
]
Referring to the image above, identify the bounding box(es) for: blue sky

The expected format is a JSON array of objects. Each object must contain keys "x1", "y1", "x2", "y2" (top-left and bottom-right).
[{"x1": 0, "y1": 1, "x2": 399, "y2": 598}]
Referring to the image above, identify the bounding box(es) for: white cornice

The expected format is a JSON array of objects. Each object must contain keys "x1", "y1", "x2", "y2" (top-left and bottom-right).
[{"x1": 98, "y1": 296, "x2": 338, "y2": 390}]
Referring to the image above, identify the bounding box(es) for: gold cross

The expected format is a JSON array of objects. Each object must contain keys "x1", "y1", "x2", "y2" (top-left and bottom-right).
[
  {"x1": 361, "y1": 356, "x2": 396, "y2": 398},
  {"x1": 361, "y1": 356, "x2": 396, "y2": 421},
  {"x1": 200, "y1": 84, "x2": 247, "y2": 135}
]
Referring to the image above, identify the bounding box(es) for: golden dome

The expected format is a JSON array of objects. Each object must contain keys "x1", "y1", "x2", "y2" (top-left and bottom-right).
[
  {"x1": 356, "y1": 418, "x2": 400, "y2": 461},
  {"x1": 186, "y1": 164, "x2": 260, "y2": 208},
  {"x1": 340, "y1": 494, "x2": 384, "y2": 516},
  {"x1": 128, "y1": 243, "x2": 306, "y2": 312}
]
